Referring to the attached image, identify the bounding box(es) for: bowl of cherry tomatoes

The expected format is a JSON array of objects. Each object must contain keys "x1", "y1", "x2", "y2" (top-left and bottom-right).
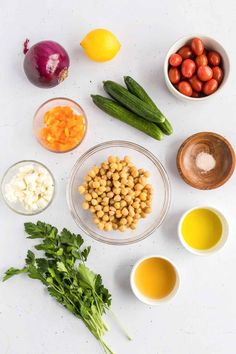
[{"x1": 164, "y1": 35, "x2": 230, "y2": 100}]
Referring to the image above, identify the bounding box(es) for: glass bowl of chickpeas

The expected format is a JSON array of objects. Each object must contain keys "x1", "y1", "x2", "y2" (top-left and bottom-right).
[{"x1": 67, "y1": 140, "x2": 171, "y2": 245}]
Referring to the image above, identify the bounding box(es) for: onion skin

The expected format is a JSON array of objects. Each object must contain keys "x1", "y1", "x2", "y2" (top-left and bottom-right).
[{"x1": 23, "y1": 40, "x2": 70, "y2": 88}]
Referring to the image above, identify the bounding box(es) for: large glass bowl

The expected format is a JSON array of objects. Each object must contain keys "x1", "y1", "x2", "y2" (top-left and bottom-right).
[{"x1": 67, "y1": 141, "x2": 171, "y2": 245}]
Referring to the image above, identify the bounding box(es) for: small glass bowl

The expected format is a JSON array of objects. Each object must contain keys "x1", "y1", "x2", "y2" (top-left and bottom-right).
[
  {"x1": 67, "y1": 140, "x2": 171, "y2": 245},
  {"x1": 1, "y1": 160, "x2": 56, "y2": 215},
  {"x1": 33, "y1": 97, "x2": 87, "y2": 153}
]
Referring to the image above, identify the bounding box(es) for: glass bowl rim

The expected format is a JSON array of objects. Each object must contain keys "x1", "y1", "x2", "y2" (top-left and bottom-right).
[
  {"x1": 33, "y1": 97, "x2": 88, "y2": 154},
  {"x1": 1, "y1": 159, "x2": 56, "y2": 215},
  {"x1": 67, "y1": 140, "x2": 171, "y2": 245}
]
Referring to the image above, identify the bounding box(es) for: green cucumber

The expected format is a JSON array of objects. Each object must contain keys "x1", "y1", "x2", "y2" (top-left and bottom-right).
[
  {"x1": 91, "y1": 95, "x2": 164, "y2": 141},
  {"x1": 124, "y1": 76, "x2": 173, "y2": 135},
  {"x1": 103, "y1": 81, "x2": 165, "y2": 124}
]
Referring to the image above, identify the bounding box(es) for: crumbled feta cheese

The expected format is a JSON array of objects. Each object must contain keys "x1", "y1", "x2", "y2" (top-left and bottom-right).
[{"x1": 5, "y1": 163, "x2": 54, "y2": 212}]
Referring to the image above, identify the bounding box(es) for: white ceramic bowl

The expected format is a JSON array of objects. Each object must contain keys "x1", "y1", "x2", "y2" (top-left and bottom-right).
[
  {"x1": 178, "y1": 206, "x2": 229, "y2": 255},
  {"x1": 164, "y1": 35, "x2": 230, "y2": 101},
  {"x1": 130, "y1": 255, "x2": 180, "y2": 305}
]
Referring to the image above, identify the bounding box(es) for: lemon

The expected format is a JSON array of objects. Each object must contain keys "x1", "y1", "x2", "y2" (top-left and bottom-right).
[{"x1": 80, "y1": 29, "x2": 121, "y2": 62}]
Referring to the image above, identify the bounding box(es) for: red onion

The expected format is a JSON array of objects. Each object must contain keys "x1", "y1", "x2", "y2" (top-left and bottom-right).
[{"x1": 23, "y1": 40, "x2": 70, "y2": 88}]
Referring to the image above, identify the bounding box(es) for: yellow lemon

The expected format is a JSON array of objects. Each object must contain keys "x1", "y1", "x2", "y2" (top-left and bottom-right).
[{"x1": 80, "y1": 29, "x2": 121, "y2": 62}]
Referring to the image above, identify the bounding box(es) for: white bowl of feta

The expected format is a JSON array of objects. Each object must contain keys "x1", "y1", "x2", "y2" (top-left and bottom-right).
[{"x1": 1, "y1": 160, "x2": 55, "y2": 215}]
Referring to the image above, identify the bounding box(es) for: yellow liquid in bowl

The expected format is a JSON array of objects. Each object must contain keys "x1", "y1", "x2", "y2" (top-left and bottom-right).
[
  {"x1": 134, "y1": 257, "x2": 177, "y2": 299},
  {"x1": 181, "y1": 208, "x2": 222, "y2": 250}
]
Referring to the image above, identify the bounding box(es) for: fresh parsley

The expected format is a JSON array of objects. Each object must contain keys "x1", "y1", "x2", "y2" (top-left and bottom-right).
[{"x1": 3, "y1": 221, "x2": 130, "y2": 353}]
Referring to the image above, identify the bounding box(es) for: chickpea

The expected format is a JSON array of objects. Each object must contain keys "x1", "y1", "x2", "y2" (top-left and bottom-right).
[
  {"x1": 113, "y1": 180, "x2": 121, "y2": 188},
  {"x1": 108, "y1": 156, "x2": 116, "y2": 163},
  {"x1": 134, "y1": 183, "x2": 143, "y2": 191},
  {"x1": 130, "y1": 223, "x2": 136, "y2": 230},
  {"x1": 82, "y1": 202, "x2": 89, "y2": 210},
  {"x1": 119, "y1": 225, "x2": 127, "y2": 232},
  {"x1": 138, "y1": 168, "x2": 145, "y2": 175},
  {"x1": 125, "y1": 195, "x2": 132, "y2": 204},
  {"x1": 100, "y1": 168, "x2": 105, "y2": 176},
  {"x1": 107, "y1": 180, "x2": 112, "y2": 187},
  {"x1": 131, "y1": 169, "x2": 139, "y2": 178},
  {"x1": 134, "y1": 213, "x2": 141, "y2": 220},
  {"x1": 85, "y1": 193, "x2": 92, "y2": 201},
  {"x1": 121, "y1": 188, "x2": 128, "y2": 196},
  {"x1": 112, "y1": 172, "x2": 119, "y2": 181},
  {"x1": 141, "y1": 212, "x2": 147, "y2": 218},
  {"x1": 89, "y1": 170, "x2": 96, "y2": 178},
  {"x1": 109, "y1": 215, "x2": 115, "y2": 222},
  {"x1": 116, "y1": 210, "x2": 122, "y2": 218},
  {"x1": 97, "y1": 197, "x2": 102, "y2": 203},
  {"x1": 145, "y1": 207, "x2": 152, "y2": 214},
  {"x1": 140, "y1": 192, "x2": 147, "y2": 201},
  {"x1": 98, "y1": 222, "x2": 105, "y2": 230},
  {"x1": 109, "y1": 210, "x2": 115, "y2": 216},
  {"x1": 139, "y1": 176, "x2": 147, "y2": 185},
  {"x1": 78, "y1": 185, "x2": 85, "y2": 194},
  {"x1": 95, "y1": 205, "x2": 102, "y2": 211},
  {"x1": 134, "y1": 190, "x2": 141, "y2": 197},
  {"x1": 120, "y1": 200, "x2": 127, "y2": 208},
  {"x1": 114, "y1": 195, "x2": 121, "y2": 202},
  {"x1": 127, "y1": 216, "x2": 133, "y2": 224},
  {"x1": 102, "y1": 163, "x2": 109, "y2": 170},
  {"x1": 140, "y1": 202, "x2": 146, "y2": 209},
  {"x1": 104, "y1": 223, "x2": 112, "y2": 231},
  {"x1": 113, "y1": 188, "x2": 121, "y2": 195},
  {"x1": 101, "y1": 192, "x2": 106, "y2": 198},
  {"x1": 107, "y1": 191, "x2": 114, "y2": 199},
  {"x1": 100, "y1": 179, "x2": 106, "y2": 187},
  {"x1": 124, "y1": 156, "x2": 131, "y2": 163},
  {"x1": 102, "y1": 197, "x2": 109, "y2": 206},
  {"x1": 144, "y1": 171, "x2": 150, "y2": 178},
  {"x1": 85, "y1": 175, "x2": 92, "y2": 182},
  {"x1": 103, "y1": 205, "x2": 109, "y2": 213},
  {"x1": 114, "y1": 202, "x2": 121, "y2": 209},
  {"x1": 92, "y1": 191, "x2": 98, "y2": 199},
  {"x1": 112, "y1": 223, "x2": 118, "y2": 230},
  {"x1": 107, "y1": 171, "x2": 113, "y2": 179},
  {"x1": 102, "y1": 214, "x2": 109, "y2": 222},
  {"x1": 110, "y1": 163, "x2": 117, "y2": 170},
  {"x1": 93, "y1": 181, "x2": 100, "y2": 189},
  {"x1": 91, "y1": 199, "x2": 98, "y2": 206},
  {"x1": 97, "y1": 210, "x2": 104, "y2": 218},
  {"x1": 122, "y1": 208, "x2": 129, "y2": 216},
  {"x1": 120, "y1": 218, "x2": 127, "y2": 225},
  {"x1": 90, "y1": 206, "x2": 95, "y2": 213},
  {"x1": 132, "y1": 201, "x2": 140, "y2": 209}
]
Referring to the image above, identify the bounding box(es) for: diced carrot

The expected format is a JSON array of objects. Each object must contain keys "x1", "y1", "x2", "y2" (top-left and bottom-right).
[{"x1": 39, "y1": 105, "x2": 86, "y2": 152}]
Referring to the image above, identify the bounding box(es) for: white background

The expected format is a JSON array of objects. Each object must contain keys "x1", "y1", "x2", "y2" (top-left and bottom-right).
[{"x1": 0, "y1": 1, "x2": 236, "y2": 353}]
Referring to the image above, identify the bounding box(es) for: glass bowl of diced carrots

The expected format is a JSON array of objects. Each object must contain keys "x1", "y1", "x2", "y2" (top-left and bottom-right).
[{"x1": 33, "y1": 97, "x2": 87, "y2": 153}]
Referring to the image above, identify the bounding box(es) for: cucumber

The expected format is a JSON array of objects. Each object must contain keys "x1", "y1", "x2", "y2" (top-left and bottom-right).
[
  {"x1": 124, "y1": 76, "x2": 173, "y2": 135},
  {"x1": 103, "y1": 81, "x2": 165, "y2": 124},
  {"x1": 91, "y1": 95, "x2": 164, "y2": 141}
]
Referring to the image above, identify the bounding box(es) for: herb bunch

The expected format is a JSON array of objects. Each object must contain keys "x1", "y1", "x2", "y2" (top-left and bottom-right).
[{"x1": 3, "y1": 222, "x2": 115, "y2": 354}]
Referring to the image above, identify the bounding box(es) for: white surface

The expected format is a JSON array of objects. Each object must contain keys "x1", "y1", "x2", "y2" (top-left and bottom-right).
[{"x1": 0, "y1": 1, "x2": 236, "y2": 354}]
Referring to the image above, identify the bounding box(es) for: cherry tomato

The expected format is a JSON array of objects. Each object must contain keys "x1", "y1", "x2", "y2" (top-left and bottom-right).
[
  {"x1": 169, "y1": 53, "x2": 182, "y2": 67},
  {"x1": 212, "y1": 66, "x2": 223, "y2": 83},
  {"x1": 168, "y1": 67, "x2": 181, "y2": 84},
  {"x1": 178, "y1": 81, "x2": 193, "y2": 96},
  {"x1": 203, "y1": 79, "x2": 218, "y2": 95},
  {"x1": 191, "y1": 38, "x2": 204, "y2": 56},
  {"x1": 181, "y1": 59, "x2": 196, "y2": 78},
  {"x1": 197, "y1": 65, "x2": 213, "y2": 81},
  {"x1": 192, "y1": 91, "x2": 200, "y2": 98},
  {"x1": 178, "y1": 46, "x2": 193, "y2": 59},
  {"x1": 189, "y1": 75, "x2": 203, "y2": 92},
  {"x1": 195, "y1": 54, "x2": 208, "y2": 67},
  {"x1": 208, "y1": 51, "x2": 221, "y2": 66}
]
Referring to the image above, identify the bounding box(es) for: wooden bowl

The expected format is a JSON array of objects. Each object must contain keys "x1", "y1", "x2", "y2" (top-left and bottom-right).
[{"x1": 176, "y1": 132, "x2": 235, "y2": 190}]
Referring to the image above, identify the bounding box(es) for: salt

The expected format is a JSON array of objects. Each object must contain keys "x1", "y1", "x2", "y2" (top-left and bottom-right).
[{"x1": 195, "y1": 152, "x2": 216, "y2": 172}]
